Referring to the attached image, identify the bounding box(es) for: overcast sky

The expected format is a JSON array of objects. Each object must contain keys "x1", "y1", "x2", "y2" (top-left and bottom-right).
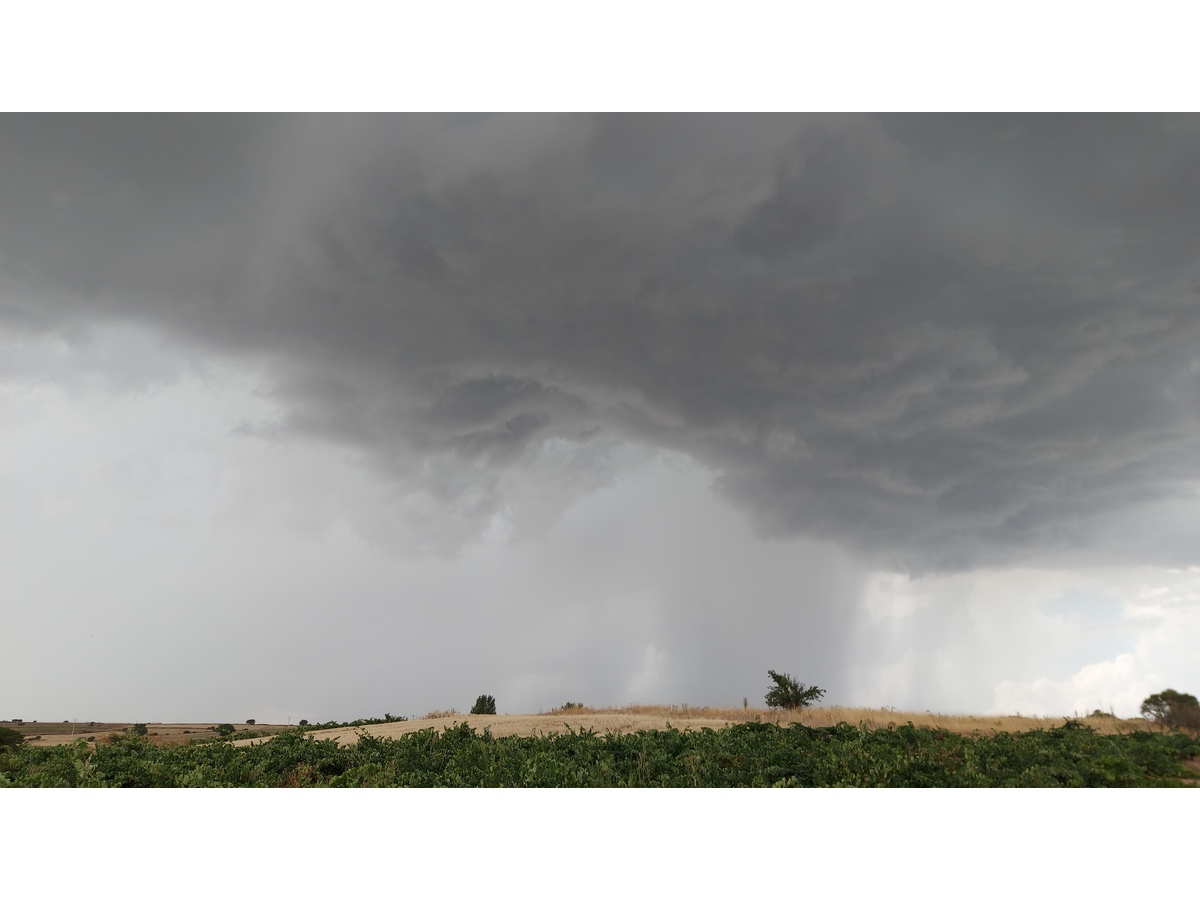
[{"x1": 3, "y1": 113, "x2": 1199, "y2": 723}]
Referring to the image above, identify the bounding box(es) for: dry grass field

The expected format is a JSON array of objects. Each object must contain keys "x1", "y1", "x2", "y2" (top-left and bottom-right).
[
  {"x1": 228, "y1": 704, "x2": 1157, "y2": 748},
  {"x1": 4, "y1": 721, "x2": 290, "y2": 747},
  {"x1": 7, "y1": 705, "x2": 1159, "y2": 750}
]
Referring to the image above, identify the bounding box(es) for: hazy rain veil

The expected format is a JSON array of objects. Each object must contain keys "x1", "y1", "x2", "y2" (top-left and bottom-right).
[{"x1": 4, "y1": 113, "x2": 1200, "y2": 718}]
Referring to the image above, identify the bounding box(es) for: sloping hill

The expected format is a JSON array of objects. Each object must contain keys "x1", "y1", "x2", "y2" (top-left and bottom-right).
[{"x1": 231, "y1": 705, "x2": 1153, "y2": 747}]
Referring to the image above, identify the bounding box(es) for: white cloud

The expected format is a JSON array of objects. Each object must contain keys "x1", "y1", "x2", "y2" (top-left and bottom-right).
[
  {"x1": 990, "y1": 654, "x2": 1152, "y2": 718},
  {"x1": 848, "y1": 565, "x2": 1200, "y2": 717},
  {"x1": 983, "y1": 567, "x2": 1200, "y2": 717}
]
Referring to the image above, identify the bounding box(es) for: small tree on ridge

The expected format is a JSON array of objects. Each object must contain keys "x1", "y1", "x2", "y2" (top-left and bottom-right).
[
  {"x1": 765, "y1": 670, "x2": 826, "y2": 710},
  {"x1": 471, "y1": 695, "x2": 497, "y2": 715},
  {"x1": 1141, "y1": 689, "x2": 1200, "y2": 729}
]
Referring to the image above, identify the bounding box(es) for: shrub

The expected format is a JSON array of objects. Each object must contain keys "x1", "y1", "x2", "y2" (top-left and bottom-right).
[
  {"x1": 216, "y1": 724, "x2": 235, "y2": 738},
  {"x1": 298, "y1": 719, "x2": 309, "y2": 727},
  {"x1": 764, "y1": 670, "x2": 826, "y2": 710},
  {"x1": 0, "y1": 726, "x2": 23, "y2": 751},
  {"x1": 130, "y1": 723, "x2": 149, "y2": 737},
  {"x1": 470, "y1": 695, "x2": 497, "y2": 715},
  {"x1": 1141, "y1": 689, "x2": 1200, "y2": 729}
]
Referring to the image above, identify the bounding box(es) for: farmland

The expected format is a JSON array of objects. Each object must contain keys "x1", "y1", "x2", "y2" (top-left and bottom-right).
[
  {"x1": 2, "y1": 707, "x2": 1197, "y2": 787},
  {"x1": 3, "y1": 720, "x2": 291, "y2": 747}
]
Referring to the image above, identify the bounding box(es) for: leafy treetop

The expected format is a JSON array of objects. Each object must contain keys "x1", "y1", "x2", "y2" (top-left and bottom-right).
[
  {"x1": 1141, "y1": 689, "x2": 1200, "y2": 729},
  {"x1": 765, "y1": 670, "x2": 826, "y2": 710},
  {"x1": 471, "y1": 695, "x2": 497, "y2": 715}
]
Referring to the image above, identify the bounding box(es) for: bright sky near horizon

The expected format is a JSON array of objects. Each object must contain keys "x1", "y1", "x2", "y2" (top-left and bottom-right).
[{"x1": 4, "y1": 113, "x2": 1200, "y2": 723}]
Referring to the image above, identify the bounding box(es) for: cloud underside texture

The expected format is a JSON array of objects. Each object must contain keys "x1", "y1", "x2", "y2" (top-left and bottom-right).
[{"x1": 3, "y1": 114, "x2": 1200, "y2": 572}]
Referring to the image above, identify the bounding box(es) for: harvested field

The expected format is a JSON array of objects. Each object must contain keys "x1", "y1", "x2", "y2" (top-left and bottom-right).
[
  {"x1": 5, "y1": 706, "x2": 1158, "y2": 751},
  {"x1": 6, "y1": 721, "x2": 290, "y2": 747},
  {"x1": 230, "y1": 704, "x2": 1157, "y2": 748}
]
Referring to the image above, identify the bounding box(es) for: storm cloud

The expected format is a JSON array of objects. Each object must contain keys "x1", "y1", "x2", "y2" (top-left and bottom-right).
[
  {"x1": 5, "y1": 113, "x2": 1199, "y2": 572},
  {"x1": 4, "y1": 114, "x2": 1200, "y2": 719}
]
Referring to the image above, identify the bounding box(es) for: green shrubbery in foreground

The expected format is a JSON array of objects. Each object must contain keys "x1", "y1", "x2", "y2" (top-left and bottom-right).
[{"x1": 1, "y1": 720, "x2": 1197, "y2": 787}]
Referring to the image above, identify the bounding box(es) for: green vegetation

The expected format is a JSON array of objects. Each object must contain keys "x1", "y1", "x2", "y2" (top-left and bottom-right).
[
  {"x1": 130, "y1": 724, "x2": 148, "y2": 737},
  {"x1": 764, "y1": 670, "x2": 826, "y2": 710},
  {"x1": 1141, "y1": 689, "x2": 1200, "y2": 730},
  {"x1": 246, "y1": 719, "x2": 256, "y2": 726},
  {"x1": 216, "y1": 724, "x2": 235, "y2": 738},
  {"x1": 471, "y1": 695, "x2": 497, "y2": 715},
  {"x1": 0, "y1": 727, "x2": 23, "y2": 751},
  {"x1": 1, "y1": 720, "x2": 1196, "y2": 787}
]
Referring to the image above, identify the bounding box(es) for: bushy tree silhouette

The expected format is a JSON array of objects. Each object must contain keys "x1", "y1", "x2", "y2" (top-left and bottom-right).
[
  {"x1": 470, "y1": 694, "x2": 497, "y2": 715},
  {"x1": 764, "y1": 670, "x2": 826, "y2": 710},
  {"x1": 1141, "y1": 689, "x2": 1200, "y2": 729}
]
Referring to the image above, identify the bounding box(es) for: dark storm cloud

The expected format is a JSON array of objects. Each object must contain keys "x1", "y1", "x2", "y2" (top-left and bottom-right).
[{"x1": 4, "y1": 113, "x2": 1199, "y2": 571}]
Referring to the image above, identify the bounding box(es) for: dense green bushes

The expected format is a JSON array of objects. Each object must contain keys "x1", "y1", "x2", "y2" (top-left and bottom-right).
[
  {"x1": 0, "y1": 727, "x2": 23, "y2": 751},
  {"x1": 1, "y1": 720, "x2": 1196, "y2": 787}
]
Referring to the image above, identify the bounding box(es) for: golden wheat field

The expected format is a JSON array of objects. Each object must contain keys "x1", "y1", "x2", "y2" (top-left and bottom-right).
[
  {"x1": 9, "y1": 705, "x2": 1159, "y2": 750},
  {"x1": 229, "y1": 704, "x2": 1156, "y2": 748}
]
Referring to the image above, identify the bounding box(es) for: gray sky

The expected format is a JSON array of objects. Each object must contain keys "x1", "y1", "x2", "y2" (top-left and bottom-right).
[{"x1": 3, "y1": 114, "x2": 1200, "y2": 722}]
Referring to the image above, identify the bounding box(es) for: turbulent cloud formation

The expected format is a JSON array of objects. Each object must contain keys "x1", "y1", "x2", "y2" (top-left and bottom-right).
[
  {"x1": 4, "y1": 114, "x2": 1200, "y2": 718},
  {"x1": 5, "y1": 114, "x2": 1198, "y2": 572}
]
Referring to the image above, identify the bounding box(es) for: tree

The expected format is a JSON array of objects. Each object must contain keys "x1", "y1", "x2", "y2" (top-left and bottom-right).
[
  {"x1": 1140, "y1": 689, "x2": 1200, "y2": 729},
  {"x1": 216, "y1": 723, "x2": 235, "y2": 738},
  {"x1": 245, "y1": 719, "x2": 255, "y2": 725},
  {"x1": 470, "y1": 694, "x2": 497, "y2": 715},
  {"x1": 0, "y1": 726, "x2": 23, "y2": 751},
  {"x1": 765, "y1": 670, "x2": 826, "y2": 710},
  {"x1": 130, "y1": 723, "x2": 149, "y2": 736},
  {"x1": 298, "y1": 719, "x2": 309, "y2": 727}
]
